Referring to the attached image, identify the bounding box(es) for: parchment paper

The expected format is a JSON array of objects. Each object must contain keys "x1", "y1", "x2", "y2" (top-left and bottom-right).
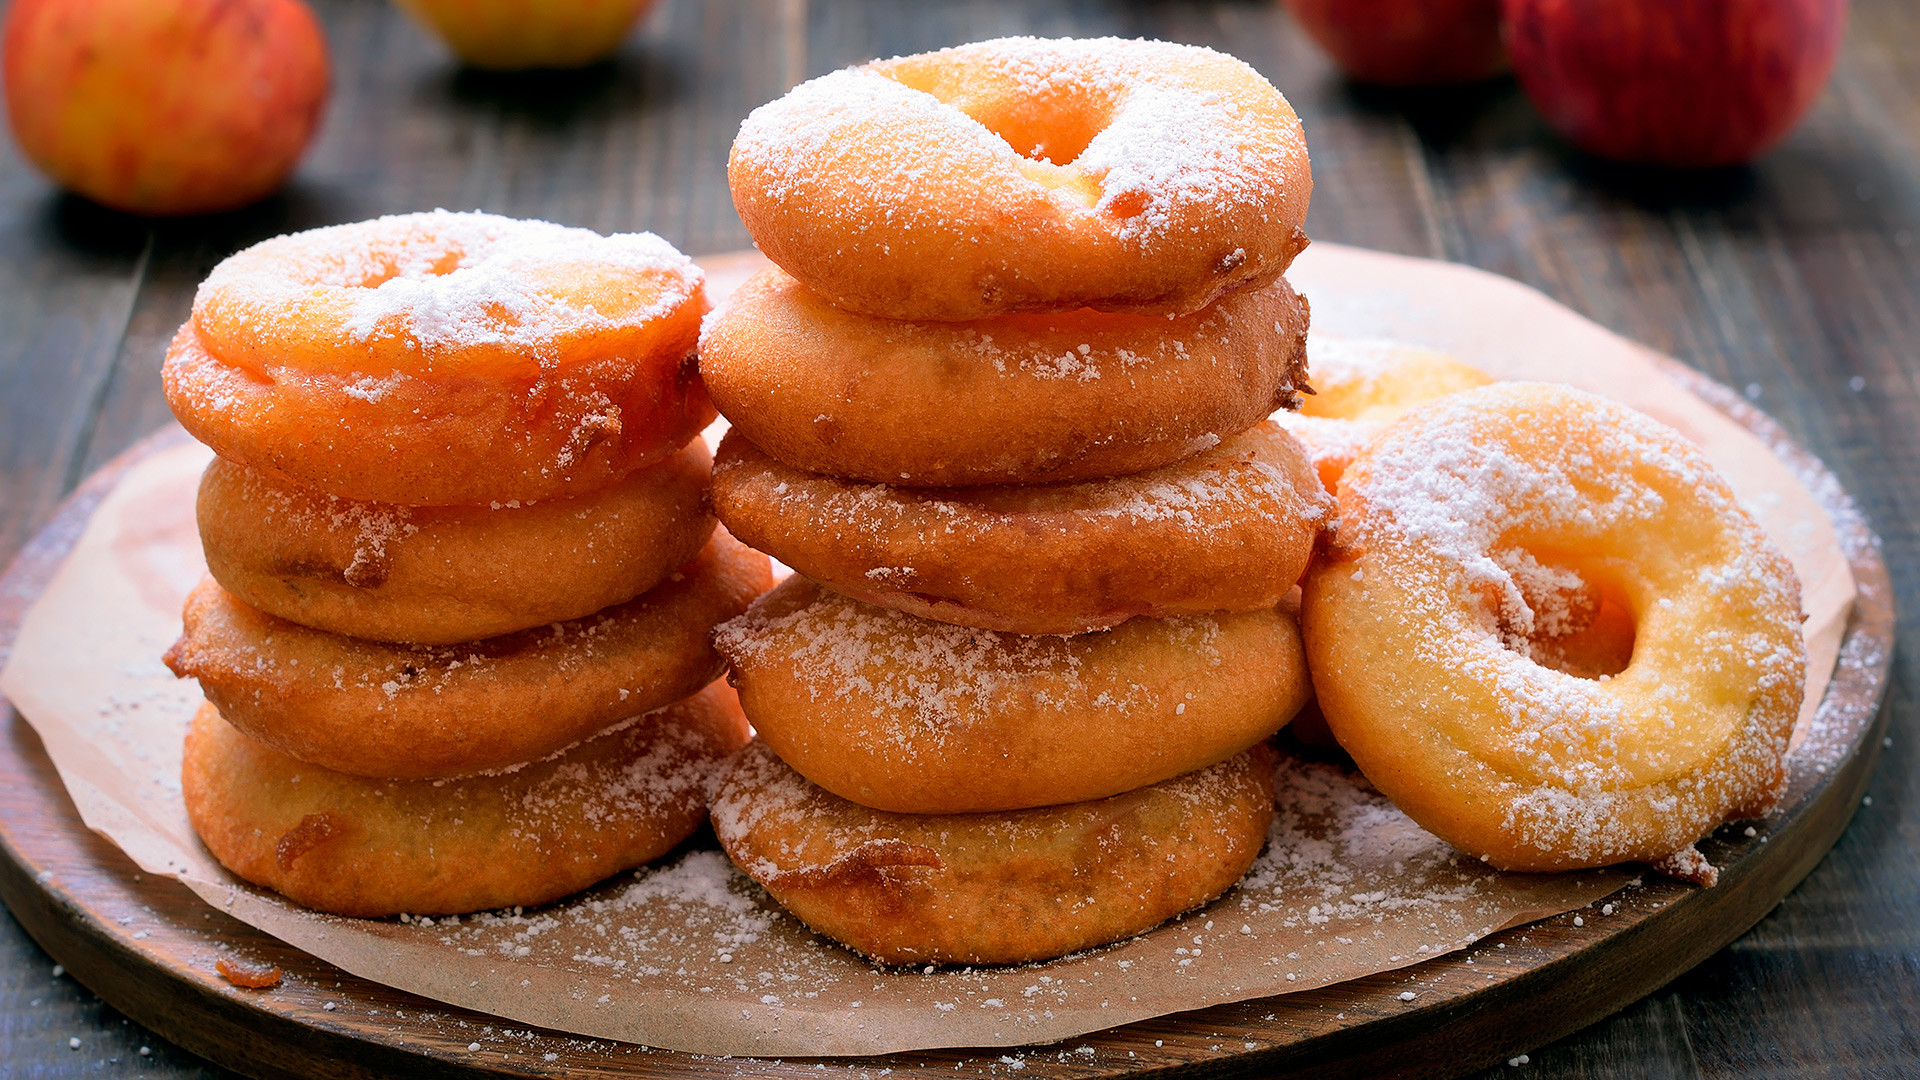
[{"x1": 0, "y1": 245, "x2": 1855, "y2": 1056}]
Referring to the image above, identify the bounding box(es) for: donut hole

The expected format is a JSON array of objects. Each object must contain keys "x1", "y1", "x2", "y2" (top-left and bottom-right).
[
  {"x1": 1492, "y1": 550, "x2": 1636, "y2": 680},
  {"x1": 973, "y1": 99, "x2": 1107, "y2": 167},
  {"x1": 350, "y1": 246, "x2": 467, "y2": 289},
  {"x1": 1529, "y1": 588, "x2": 1636, "y2": 680},
  {"x1": 885, "y1": 66, "x2": 1114, "y2": 166}
]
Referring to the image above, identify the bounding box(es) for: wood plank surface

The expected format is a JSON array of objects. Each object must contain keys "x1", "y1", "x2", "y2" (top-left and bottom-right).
[{"x1": 1, "y1": 0, "x2": 1917, "y2": 1076}]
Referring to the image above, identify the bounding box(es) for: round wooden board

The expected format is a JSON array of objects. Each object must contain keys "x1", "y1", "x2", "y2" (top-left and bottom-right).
[{"x1": 0, "y1": 378, "x2": 1893, "y2": 1080}]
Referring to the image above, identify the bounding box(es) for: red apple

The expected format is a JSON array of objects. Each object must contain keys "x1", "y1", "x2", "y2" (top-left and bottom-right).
[
  {"x1": 2, "y1": 0, "x2": 329, "y2": 216},
  {"x1": 1283, "y1": 0, "x2": 1506, "y2": 85},
  {"x1": 1504, "y1": 0, "x2": 1848, "y2": 167},
  {"x1": 396, "y1": 0, "x2": 660, "y2": 70}
]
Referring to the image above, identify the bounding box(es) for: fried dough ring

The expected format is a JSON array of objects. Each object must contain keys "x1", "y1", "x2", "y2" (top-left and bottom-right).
[
  {"x1": 164, "y1": 211, "x2": 713, "y2": 506},
  {"x1": 1273, "y1": 337, "x2": 1493, "y2": 492},
  {"x1": 1301, "y1": 383, "x2": 1804, "y2": 872},
  {"x1": 711, "y1": 422, "x2": 1329, "y2": 635},
  {"x1": 730, "y1": 37, "x2": 1311, "y2": 320},
  {"x1": 714, "y1": 576, "x2": 1309, "y2": 813},
  {"x1": 700, "y1": 267, "x2": 1310, "y2": 486},
  {"x1": 183, "y1": 683, "x2": 750, "y2": 918},
  {"x1": 164, "y1": 532, "x2": 771, "y2": 779},
  {"x1": 712, "y1": 740, "x2": 1275, "y2": 965},
  {"x1": 198, "y1": 440, "x2": 714, "y2": 644}
]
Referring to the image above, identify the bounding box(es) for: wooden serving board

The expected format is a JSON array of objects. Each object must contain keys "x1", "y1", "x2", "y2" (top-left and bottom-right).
[{"x1": 0, "y1": 373, "x2": 1894, "y2": 1080}]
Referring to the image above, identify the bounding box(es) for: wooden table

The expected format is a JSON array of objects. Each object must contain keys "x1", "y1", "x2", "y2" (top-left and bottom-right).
[{"x1": 1, "y1": 1, "x2": 1914, "y2": 1076}]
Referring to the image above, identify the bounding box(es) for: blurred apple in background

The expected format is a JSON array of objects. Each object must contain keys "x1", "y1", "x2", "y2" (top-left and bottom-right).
[
  {"x1": 1283, "y1": 0, "x2": 1506, "y2": 85},
  {"x1": 1504, "y1": 0, "x2": 1848, "y2": 167},
  {"x1": 396, "y1": 0, "x2": 660, "y2": 70},
  {"x1": 2, "y1": 0, "x2": 329, "y2": 216}
]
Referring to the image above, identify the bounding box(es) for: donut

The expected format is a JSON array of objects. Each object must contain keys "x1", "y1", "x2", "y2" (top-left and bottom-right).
[
  {"x1": 714, "y1": 576, "x2": 1309, "y2": 814},
  {"x1": 164, "y1": 211, "x2": 713, "y2": 506},
  {"x1": 710, "y1": 422, "x2": 1329, "y2": 635},
  {"x1": 712, "y1": 740, "x2": 1275, "y2": 965},
  {"x1": 729, "y1": 37, "x2": 1312, "y2": 320},
  {"x1": 1300, "y1": 383, "x2": 1804, "y2": 872},
  {"x1": 163, "y1": 532, "x2": 772, "y2": 779},
  {"x1": 700, "y1": 266, "x2": 1311, "y2": 486},
  {"x1": 1274, "y1": 337, "x2": 1493, "y2": 491},
  {"x1": 1296, "y1": 337, "x2": 1494, "y2": 423},
  {"x1": 197, "y1": 439, "x2": 714, "y2": 645},
  {"x1": 183, "y1": 682, "x2": 750, "y2": 918}
]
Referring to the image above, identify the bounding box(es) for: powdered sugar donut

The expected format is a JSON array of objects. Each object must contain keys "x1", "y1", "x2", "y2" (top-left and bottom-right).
[
  {"x1": 1301, "y1": 383, "x2": 1804, "y2": 872},
  {"x1": 1273, "y1": 336, "x2": 1493, "y2": 492},
  {"x1": 183, "y1": 682, "x2": 749, "y2": 918},
  {"x1": 198, "y1": 439, "x2": 714, "y2": 645},
  {"x1": 730, "y1": 37, "x2": 1312, "y2": 320},
  {"x1": 711, "y1": 422, "x2": 1329, "y2": 635},
  {"x1": 165, "y1": 211, "x2": 713, "y2": 506},
  {"x1": 700, "y1": 266, "x2": 1310, "y2": 486},
  {"x1": 165, "y1": 532, "x2": 771, "y2": 779},
  {"x1": 711, "y1": 740, "x2": 1275, "y2": 965},
  {"x1": 715, "y1": 576, "x2": 1309, "y2": 814}
]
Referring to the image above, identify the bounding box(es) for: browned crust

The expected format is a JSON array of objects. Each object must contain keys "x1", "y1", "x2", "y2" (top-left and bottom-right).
[
  {"x1": 712, "y1": 422, "x2": 1329, "y2": 635},
  {"x1": 700, "y1": 268, "x2": 1309, "y2": 487},
  {"x1": 198, "y1": 441, "x2": 715, "y2": 644},
  {"x1": 716, "y1": 576, "x2": 1310, "y2": 813},
  {"x1": 165, "y1": 532, "x2": 771, "y2": 779},
  {"x1": 183, "y1": 683, "x2": 751, "y2": 917},
  {"x1": 712, "y1": 741, "x2": 1275, "y2": 965},
  {"x1": 163, "y1": 321, "x2": 715, "y2": 506}
]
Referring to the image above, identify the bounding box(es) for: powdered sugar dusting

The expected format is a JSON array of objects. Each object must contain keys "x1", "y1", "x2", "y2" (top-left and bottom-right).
[
  {"x1": 1308, "y1": 337, "x2": 1445, "y2": 384},
  {"x1": 500, "y1": 702, "x2": 726, "y2": 831},
  {"x1": 710, "y1": 740, "x2": 1260, "y2": 886},
  {"x1": 1239, "y1": 753, "x2": 1613, "y2": 943},
  {"x1": 733, "y1": 37, "x2": 1304, "y2": 245},
  {"x1": 1324, "y1": 383, "x2": 1805, "y2": 864},
  {"x1": 722, "y1": 421, "x2": 1326, "y2": 543},
  {"x1": 934, "y1": 37, "x2": 1288, "y2": 241},
  {"x1": 715, "y1": 579, "x2": 1228, "y2": 745},
  {"x1": 1272, "y1": 412, "x2": 1379, "y2": 490},
  {"x1": 217, "y1": 462, "x2": 418, "y2": 587},
  {"x1": 197, "y1": 210, "x2": 700, "y2": 363},
  {"x1": 736, "y1": 67, "x2": 1015, "y2": 208}
]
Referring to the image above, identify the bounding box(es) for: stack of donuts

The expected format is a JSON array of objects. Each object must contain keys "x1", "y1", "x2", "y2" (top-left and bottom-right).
[
  {"x1": 159, "y1": 211, "x2": 771, "y2": 918},
  {"x1": 699, "y1": 37, "x2": 1332, "y2": 965}
]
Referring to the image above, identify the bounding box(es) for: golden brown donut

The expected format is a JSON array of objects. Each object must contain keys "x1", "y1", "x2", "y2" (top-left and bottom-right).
[
  {"x1": 714, "y1": 576, "x2": 1309, "y2": 813},
  {"x1": 197, "y1": 439, "x2": 714, "y2": 645},
  {"x1": 164, "y1": 211, "x2": 714, "y2": 506},
  {"x1": 711, "y1": 422, "x2": 1330, "y2": 635},
  {"x1": 183, "y1": 682, "x2": 750, "y2": 918},
  {"x1": 1301, "y1": 383, "x2": 1804, "y2": 872},
  {"x1": 700, "y1": 267, "x2": 1310, "y2": 486},
  {"x1": 1274, "y1": 337, "x2": 1493, "y2": 492},
  {"x1": 712, "y1": 740, "x2": 1275, "y2": 965},
  {"x1": 164, "y1": 532, "x2": 771, "y2": 779},
  {"x1": 730, "y1": 37, "x2": 1312, "y2": 320}
]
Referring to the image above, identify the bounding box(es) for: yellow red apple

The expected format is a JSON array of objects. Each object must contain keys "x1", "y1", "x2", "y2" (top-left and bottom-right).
[
  {"x1": 1283, "y1": 0, "x2": 1505, "y2": 85},
  {"x1": 1504, "y1": 0, "x2": 1848, "y2": 166},
  {"x1": 2, "y1": 0, "x2": 329, "y2": 216},
  {"x1": 395, "y1": 0, "x2": 660, "y2": 70}
]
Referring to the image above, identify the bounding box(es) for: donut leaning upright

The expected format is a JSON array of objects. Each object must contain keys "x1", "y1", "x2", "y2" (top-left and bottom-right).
[{"x1": 703, "y1": 37, "x2": 1329, "y2": 966}]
